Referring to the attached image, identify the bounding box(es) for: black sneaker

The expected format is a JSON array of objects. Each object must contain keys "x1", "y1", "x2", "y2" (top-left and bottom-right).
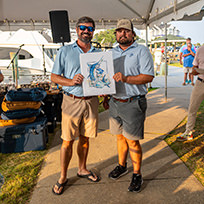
[
  {"x1": 108, "y1": 163, "x2": 128, "y2": 180},
  {"x1": 128, "y1": 174, "x2": 143, "y2": 193}
]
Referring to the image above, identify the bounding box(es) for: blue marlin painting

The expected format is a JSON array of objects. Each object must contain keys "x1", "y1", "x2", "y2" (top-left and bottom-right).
[{"x1": 87, "y1": 57, "x2": 111, "y2": 88}]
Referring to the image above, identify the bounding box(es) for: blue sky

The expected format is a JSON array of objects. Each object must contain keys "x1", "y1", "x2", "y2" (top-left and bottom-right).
[{"x1": 170, "y1": 17, "x2": 204, "y2": 45}]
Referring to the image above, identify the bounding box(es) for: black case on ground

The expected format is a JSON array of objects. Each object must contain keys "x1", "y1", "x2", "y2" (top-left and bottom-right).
[
  {"x1": 0, "y1": 117, "x2": 48, "y2": 153},
  {"x1": 42, "y1": 93, "x2": 62, "y2": 133}
]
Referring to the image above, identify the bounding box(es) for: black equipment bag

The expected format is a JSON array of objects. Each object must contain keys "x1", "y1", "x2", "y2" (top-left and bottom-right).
[
  {"x1": 42, "y1": 92, "x2": 62, "y2": 132},
  {"x1": 5, "y1": 88, "x2": 47, "y2": 102}
]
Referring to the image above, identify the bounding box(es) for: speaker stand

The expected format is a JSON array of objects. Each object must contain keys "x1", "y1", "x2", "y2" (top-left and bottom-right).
[{"x1": 60, "y1": 37, "x2": 65, "y2": 46}]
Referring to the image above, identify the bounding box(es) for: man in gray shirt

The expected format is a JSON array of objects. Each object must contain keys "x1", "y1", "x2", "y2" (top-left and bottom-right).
[{"x1": 104, "y1": 19, "x2": 154, "y2": 193}]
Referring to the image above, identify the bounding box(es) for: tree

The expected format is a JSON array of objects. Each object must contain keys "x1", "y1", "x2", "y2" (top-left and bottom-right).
[
  {"x1": 93, "y1": 29, "x2": 116, "y2": 47},
  {"x1": 93, "y1": 29, "x2": 140, "y2": 47}
]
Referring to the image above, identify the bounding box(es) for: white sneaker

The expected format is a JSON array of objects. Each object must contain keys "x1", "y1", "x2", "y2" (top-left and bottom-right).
[{"x1": 177, "y1": 131, "x2": 193, "y2": 141}]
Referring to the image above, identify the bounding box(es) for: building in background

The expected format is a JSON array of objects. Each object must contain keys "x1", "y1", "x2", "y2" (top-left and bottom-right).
[{"x1": 140, "y1": 24, "x2": 181, "y2": 42}]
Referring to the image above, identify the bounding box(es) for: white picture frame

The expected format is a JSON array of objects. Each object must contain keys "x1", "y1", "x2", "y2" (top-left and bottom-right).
[{"x1": 80, "y1": 51, "x2": 116, "y2": 96}]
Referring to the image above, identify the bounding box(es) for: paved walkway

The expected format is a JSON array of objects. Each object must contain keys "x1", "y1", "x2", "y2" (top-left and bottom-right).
[
  {"x1": 151, "y1": 65, "x2": 196, "y2": 88},
  {"x1": 29, "y1": 67, "x2": 204, "y2": 204}
]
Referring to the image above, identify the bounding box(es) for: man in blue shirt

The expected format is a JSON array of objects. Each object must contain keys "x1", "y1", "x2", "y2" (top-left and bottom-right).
[
  {"x1": 103, "y1": 19, "x2": 154, "y2": 193},
  {"x1": 182, "y1": 43, "x2": 196, "y2": 86},
  {"x1": 179, "y1": 37, "x2": 196, "y2": 85},
  {"x1": 51, "y1": 16, "x2": 100, "y2": 195}
]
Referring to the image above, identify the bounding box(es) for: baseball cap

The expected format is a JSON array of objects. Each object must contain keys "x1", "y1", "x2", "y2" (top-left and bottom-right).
[{"x1": 116, "y1": 19, "x2": 133, "y2": 31}]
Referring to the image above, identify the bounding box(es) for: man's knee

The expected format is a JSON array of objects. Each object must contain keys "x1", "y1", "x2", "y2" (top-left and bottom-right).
[
  {"x1": 79, "y1": 135, "x2": 89, "y2": 146},
  {"x1": 62, "y1": 139, "x2": 74, "y2": 149},
  {"x1": 127, "y1": 140, "x2": 142, "y2": 155},
  {"x1": 126, "y1": 139, "x2": 140, "y2": 147}
]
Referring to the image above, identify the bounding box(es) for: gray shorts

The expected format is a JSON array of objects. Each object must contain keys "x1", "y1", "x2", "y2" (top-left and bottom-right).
[{"x1": 109, "y1": 96, "x2": 147, "y2": 140}]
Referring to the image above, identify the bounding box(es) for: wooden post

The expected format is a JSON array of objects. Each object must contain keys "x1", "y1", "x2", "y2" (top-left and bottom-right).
[{"x1": 9, "y1": 52, "x2": 19, "y2": 88}]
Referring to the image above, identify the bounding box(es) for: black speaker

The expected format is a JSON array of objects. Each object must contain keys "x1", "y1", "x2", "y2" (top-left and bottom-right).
[{"x1": 49, "y1": 10, "x2": 71, "y2": 44}]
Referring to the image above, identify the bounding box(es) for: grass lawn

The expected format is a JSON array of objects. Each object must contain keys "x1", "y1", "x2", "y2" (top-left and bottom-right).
[
  {"x1": 98, "y1": 96, "x2": 105, "y2": 113},
  {"x1": 165, "y1": 100, "x2": 204, "y2": 186},
  {"x1": 169, "y1": 62, "x2": 183, "y2": 68},
  {"x1": 0, "y1": 150, "x2": 47, "y2": 204},
  {"x1": 0, "y1": 127, "x2": 57, "y2": 204}
]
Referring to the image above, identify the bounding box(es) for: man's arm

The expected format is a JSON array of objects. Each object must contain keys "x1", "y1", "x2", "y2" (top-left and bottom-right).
[
  {"x1": 113, "y1": 72, "x2": 154, "y2": 84},
  {"x1": 183, "y1": 53, "x2": 191, "y2": 57},
  {"x1": 51, "y1": 73, "x2": 84, "y2": 86},
  {"x1": 183, "y1": 49, "x2": 195, "y2": 58},
  {"x1": 0, "y1": 73, "x2": 4, "y2": 83},
  {"x1": 179, "y1": 52, "x2": 183, "y2": 65},
  {"x1": 190, "y1": 49, "x2": 195, "y2": 57}
]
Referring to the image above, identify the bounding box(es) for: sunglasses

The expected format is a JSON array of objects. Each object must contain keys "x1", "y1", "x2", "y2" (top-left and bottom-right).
[{"x1": 78, "y1": 25, "x2": 95, "y2": 32}]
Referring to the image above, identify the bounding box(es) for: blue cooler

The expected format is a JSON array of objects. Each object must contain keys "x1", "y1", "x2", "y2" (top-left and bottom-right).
[{"x1": 0, "y1": 117, "x2": 48, "y2": 153}]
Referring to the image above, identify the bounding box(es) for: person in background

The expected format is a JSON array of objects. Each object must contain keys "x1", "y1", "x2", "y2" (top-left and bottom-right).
[
  {"x1": 0, "y1": 70, "x2": 4, "y2": 83},
  {"x1": 51, "y1": 16, "x2": 100, "y2": 195},
  {"x1": 182, "y1": 43, "x2": 196, "y2": 86},
  {"x1": 103, "y1": 19, "x2": 154, "y2": 193},
  {"x1": 177, "y1": 45, "x2": 204, "y2": 141},
  {"x1": 154, "y1": 48, "x2": 162, "y2": 75},
  {"x1": 179, "y1": 37, "x2": 196, "y2": 85}
]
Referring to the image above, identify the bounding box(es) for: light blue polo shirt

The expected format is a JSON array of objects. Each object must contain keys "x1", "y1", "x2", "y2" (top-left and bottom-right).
[
  {"x1": 112, "y1": 41, "x2": 154, "y2": 99},
  {"x1": 52, "y1": 41, "x2": 100, "y2": 97}
]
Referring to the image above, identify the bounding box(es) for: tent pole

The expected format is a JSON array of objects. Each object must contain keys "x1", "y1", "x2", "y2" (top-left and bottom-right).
[
  {"x1": 146, "y1": 24, "x2": 152, "y2": 89},
  {"x1": 164, "y1": 23, "x2": 168, "y2": 102},
  {"x1": 145, "y1": 24, "x2": 148, "y2": 47}
]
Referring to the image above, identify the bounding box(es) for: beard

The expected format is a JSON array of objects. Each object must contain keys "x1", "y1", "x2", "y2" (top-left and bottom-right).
[
  {"x1": 117, "y1": 36, "x2": 133, "y2": 45},
  {"x1": 78, "y1": 32, "x2": 92, "y2": 44}
]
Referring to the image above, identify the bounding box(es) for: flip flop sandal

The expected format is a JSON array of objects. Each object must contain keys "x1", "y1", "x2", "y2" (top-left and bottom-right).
[
  {"x1": 77, "y1": 171, "x2": 100, "y2": 182},
  {"x1": 52, "y1": 179, "x2": 68, "y2": 195}
]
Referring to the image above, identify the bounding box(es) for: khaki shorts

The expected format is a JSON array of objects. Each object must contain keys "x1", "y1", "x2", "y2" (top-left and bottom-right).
[
  {"x1": 183, "y1": 67, "x2": 193, "y2": 73},
  {"x1": 61, "y1": 94, "x2": 99, "y2": 141}
]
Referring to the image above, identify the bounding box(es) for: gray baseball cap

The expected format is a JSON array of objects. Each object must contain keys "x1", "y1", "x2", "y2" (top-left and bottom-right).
[{"x1": 116, "y1": 19, "x2": 133, "y2": 31}]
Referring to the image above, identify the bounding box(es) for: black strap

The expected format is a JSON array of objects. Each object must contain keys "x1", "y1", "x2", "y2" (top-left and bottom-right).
[{"x1": 198, "y1": 77, "x2": 204, "y2": 82}]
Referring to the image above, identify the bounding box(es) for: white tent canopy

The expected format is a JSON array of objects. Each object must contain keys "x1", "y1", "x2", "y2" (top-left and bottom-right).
[{"x1": 0, "y1": 0, "x2": 204, "y2": 30}]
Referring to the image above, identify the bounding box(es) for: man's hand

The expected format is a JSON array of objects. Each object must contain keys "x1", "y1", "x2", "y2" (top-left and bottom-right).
[
  {"x1": 192, "y1": 67, "x2": 199, "y2": 75},
  {"x1": 72, "y1": 74, "x2": 84, "y2": 85},
  {"x1": 113, "y1": 72, "x2": 127, "y2": 83},
  {"x1": 103, "y1": 96, "x2": 110, "y2": 110}
]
